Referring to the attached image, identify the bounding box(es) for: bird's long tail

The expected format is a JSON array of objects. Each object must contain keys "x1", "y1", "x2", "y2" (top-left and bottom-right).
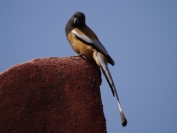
[{"x1": 97, "y1": 52, "x2": 127, "y2": 127}]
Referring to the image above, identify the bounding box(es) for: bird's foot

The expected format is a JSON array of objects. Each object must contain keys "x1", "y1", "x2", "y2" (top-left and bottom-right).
[
  {"x1": 78, "y1": 53, "x2": 87, "y2": 60},
  {"x1": 78, "y1": 52, "x2": 83, "y2": 56},
  {"x1": 82, "y1": 55, "x2": 87, "y2": 60}
]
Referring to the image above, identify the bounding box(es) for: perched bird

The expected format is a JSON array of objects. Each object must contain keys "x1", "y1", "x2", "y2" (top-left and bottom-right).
[{"x1": 65, "y1": 12, "x2": 127, "y2": 127}]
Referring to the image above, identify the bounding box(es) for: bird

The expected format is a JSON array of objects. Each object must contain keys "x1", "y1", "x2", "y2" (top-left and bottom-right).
[{"x1": 65, "y1": 12, "x2": 127, "y2": 127}]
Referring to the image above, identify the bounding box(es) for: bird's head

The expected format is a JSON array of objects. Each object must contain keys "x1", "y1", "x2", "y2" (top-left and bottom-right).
[{"x1": 72, "y1": 12, "x2": 86, "y2": 27}]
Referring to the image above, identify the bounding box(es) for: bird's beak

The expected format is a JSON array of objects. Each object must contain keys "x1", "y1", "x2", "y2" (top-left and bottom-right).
[{"x1": 73, "y1": 17, "x2": 78, "y2": 24}]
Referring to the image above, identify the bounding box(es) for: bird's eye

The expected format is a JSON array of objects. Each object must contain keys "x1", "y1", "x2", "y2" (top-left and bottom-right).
[{"x1": 74, "y1": 15, "x2": 79, "y2": 18}]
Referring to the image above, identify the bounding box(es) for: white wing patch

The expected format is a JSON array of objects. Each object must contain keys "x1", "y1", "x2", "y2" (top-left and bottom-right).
[{"x1": 71, "y1": 29, "x2": 109, "y2": 56}]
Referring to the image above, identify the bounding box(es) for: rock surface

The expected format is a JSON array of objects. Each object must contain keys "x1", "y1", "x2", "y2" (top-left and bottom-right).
[{"x1": 0, "y1": 56, "x2": 106, "y2": 133}]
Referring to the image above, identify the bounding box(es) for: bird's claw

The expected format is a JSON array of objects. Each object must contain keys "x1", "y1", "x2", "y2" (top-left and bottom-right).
[
  {"x1": 78, "y1": 53, "x2": 87, "y2": 60},
  {"x1": 82, "y1": 55, "x2": 87, "y2": 60},
  {"x1": 78, "y1": 52, "x2": 82, "y2": 56}
]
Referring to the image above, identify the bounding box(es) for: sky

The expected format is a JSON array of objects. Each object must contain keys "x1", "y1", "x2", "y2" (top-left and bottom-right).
[{"x1": 0, "y1": 1, "x2": 177, "y2": 133}]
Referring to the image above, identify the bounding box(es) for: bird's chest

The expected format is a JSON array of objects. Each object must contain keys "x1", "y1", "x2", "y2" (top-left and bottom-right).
[{"x1": 68, "y1": 33, "x2": 95, "y2": 57}]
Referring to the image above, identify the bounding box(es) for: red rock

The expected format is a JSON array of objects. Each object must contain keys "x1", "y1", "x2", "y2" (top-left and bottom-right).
[{"x1": 0, "y1": 56, "x2": 106, "y2": 133}]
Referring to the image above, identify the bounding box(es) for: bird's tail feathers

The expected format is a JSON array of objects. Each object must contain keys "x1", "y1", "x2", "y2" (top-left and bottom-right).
[
  {"x1": 97, "y1": 52, "x2": 127, "y2": 127},
  {"x1": 97, "y1": 52, "x2": 116, "y2": 96},
  {"x1": 100, "y1": 66, "x2": 115, "y2": 96}
]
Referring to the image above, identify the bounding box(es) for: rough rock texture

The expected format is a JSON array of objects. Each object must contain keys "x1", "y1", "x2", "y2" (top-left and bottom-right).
[{"x1": 0, "y1": 56, "x2": 106, "y2": 133}]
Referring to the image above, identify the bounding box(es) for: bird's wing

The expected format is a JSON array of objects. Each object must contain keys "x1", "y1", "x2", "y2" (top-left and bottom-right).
[{"x1": 71, "y1": 29, "x2": 109, "y2": 56}]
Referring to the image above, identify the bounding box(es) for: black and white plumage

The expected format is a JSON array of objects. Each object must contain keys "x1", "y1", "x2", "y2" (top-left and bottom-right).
[{"x1": 65, "y1": 12, "x2": 127, "y2": 127}]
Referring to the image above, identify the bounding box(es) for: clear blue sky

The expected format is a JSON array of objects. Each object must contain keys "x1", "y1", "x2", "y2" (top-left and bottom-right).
[{"x1": 1, "y1": 1, "x2": 177, "y2": 133}]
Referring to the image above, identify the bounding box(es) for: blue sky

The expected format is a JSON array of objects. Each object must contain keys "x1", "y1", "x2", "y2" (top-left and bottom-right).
[{"x1": 0, "y1": 1, "x2": 177, "y2": 133}]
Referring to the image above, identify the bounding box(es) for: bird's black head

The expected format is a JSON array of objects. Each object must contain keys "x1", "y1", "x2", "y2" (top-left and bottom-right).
[
  {"x1": 72, "y1": 12, "x2": 86, "y2": 27},
  {"x1": 65, "y1": 12, "x2": 86, "y2": 36}
]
